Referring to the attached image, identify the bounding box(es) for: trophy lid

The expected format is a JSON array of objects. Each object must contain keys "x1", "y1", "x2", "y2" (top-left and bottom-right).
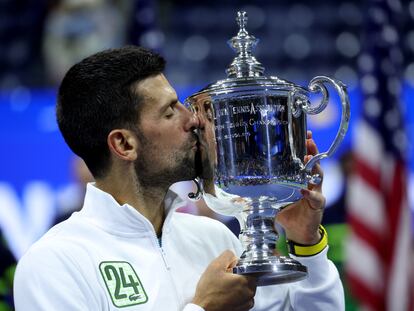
[
  {"x1": 226, "y1": 11, "x2": 265, "y2": 78},
  {"x1": 187, "y1": 11, "x2": 305, "y2": 101}
]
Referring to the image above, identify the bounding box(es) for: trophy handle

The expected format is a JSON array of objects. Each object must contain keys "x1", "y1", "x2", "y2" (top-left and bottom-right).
[{"x1": 302, "y1": 76, "x2": 351, "y2": 173}]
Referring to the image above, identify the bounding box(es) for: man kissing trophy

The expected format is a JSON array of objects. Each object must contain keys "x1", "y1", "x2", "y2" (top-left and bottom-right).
[{"x1": 185, "y1": 11, "x2": 350, "y2": 286}]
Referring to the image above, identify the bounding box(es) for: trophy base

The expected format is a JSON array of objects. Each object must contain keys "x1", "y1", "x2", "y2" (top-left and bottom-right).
[{"x1": 233, "y1": 255, "x2": 307, "y2": 286}]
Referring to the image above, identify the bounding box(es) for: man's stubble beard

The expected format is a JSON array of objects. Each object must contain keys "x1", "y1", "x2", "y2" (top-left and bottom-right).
[{"x1": 133, "y1": 138, "x2": 197, "y2": 189}]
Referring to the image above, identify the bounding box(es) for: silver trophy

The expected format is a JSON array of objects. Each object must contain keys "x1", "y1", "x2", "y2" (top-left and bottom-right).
[{"x1": 185, "y1": 11, "x2": 350, "y2": 286}]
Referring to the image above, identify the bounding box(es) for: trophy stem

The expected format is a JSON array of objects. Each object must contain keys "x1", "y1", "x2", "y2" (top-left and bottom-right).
[
  {"x1": 239, "y1": 200, "x2": 279, "y2": 260},
  {"x1": 234, "y1": 198, "x2": 308, "y2": 286}
]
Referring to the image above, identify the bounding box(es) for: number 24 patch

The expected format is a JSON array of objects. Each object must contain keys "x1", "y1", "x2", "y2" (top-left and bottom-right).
[{"x1": 99, "y1": 261, "x2": 148, "y2": 308}]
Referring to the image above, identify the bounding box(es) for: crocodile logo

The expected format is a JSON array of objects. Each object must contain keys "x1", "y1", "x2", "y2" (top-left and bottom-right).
[{"x1": 129, "y1": 294, "x2": 142, "y2": 301}]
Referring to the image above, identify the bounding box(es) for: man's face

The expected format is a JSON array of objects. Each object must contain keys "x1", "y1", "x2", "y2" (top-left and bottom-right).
[{"x1": 132, "y1": 74, "x2": 199, "y2": 188}]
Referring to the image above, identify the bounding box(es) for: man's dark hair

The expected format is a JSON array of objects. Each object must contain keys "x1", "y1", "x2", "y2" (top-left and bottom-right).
[{"x1": 56, "y1": 46, "x2": 166, "y2": 179}]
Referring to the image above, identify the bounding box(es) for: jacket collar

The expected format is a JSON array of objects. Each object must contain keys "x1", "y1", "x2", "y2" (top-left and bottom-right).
[{"x1": 78, "y1": 183, "x2": 188, "y2": 236}]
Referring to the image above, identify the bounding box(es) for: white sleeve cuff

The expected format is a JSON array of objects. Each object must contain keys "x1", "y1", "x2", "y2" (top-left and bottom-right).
[
  {"x1": 183, "y1": 303, "x2": 205, "y2": 311},
  {"x1": 290, "y1": 246, "x2": 339, "y2": 286},
  {"x1": 290, "y1": 245, "x2": 329, "y2": 264}
]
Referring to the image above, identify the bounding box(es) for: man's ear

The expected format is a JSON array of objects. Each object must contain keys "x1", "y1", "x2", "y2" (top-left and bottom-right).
[{"x1": 107, "y1": 129, "x2": 138, "y2": 161}]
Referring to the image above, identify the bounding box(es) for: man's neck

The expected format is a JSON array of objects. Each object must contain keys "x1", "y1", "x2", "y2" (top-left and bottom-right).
[{"x1": 95, "y1": 176, "x2": 168, "y2": 237}]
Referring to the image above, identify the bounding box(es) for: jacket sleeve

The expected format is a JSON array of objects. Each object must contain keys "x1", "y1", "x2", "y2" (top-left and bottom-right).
[
  {"x1": 252, "y1": 247, "x2": 344, "y2": 311},
  {"x1": 183, "y1": 303, "x2": 205, "y2": 311},
  {"x1": 14, "y1": 246, "x2": 96, "y2": 311},
  {"x1": 209, "y1": 186, "x2": 344, "y2": 310},
  {"x1": 287, "y1": 247, "x2": 345, "y2": 310}
]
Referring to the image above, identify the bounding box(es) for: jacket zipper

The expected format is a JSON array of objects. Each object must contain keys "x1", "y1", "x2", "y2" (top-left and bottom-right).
[
  {"x1": 147, "y1": 223, "x2": 182, "y2": 309},
  {"x1": 159, "y1": 242, "x2": 170, "y2": 269}
]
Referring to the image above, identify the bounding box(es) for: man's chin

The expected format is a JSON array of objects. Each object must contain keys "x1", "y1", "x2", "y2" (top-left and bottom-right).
[{"x1": 174, "y1": 157, "x2": 198, "y2": 182}]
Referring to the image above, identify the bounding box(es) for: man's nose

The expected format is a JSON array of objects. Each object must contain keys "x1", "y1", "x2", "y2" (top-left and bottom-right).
[
  {"x1": 196, "y1": 109, "x2": 206, "y2": 130},
  {"x1": 184, "y1": 108, "x2": 200, "y2": 132}
]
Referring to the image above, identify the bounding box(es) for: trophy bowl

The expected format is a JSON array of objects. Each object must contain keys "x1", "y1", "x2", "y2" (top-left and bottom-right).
[{"x1": 185, "y1": 11, "x2": 350, "y2": 286}]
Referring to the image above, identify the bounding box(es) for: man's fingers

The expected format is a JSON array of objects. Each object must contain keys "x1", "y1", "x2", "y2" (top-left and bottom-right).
[
  {"x1": 245, "y1": 275, "x2": 257, "y2": 291},
  {"x1": 306, "y1": 138, "x2": 319, "y2": 156},
  {"x1": 306, "y1": 130, "x2": 319, "y2": 156},
  {"x1": 309, "y1": 161, "x2": 324, "y2": 185},
  {"x1": 313, "y1": 162, "x2": 324, "y2": 181},
  {"x1": 212, "y1": 250, "x2": 239, "y2": 271},
  {"x1": 300, "y1": 189, "x2": 326, "y2": 210},
  {"x1": 304, "y1": 155, "x2": 323, "y2": 191},
  {"x1": 234, "y1": 299, "x2": 255, "y2": 311}
]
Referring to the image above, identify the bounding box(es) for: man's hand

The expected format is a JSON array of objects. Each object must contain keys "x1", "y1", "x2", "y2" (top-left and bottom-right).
[
  {"x1": 192, "y1": 250, "x2": 257, "y2": 311},
  {"x1": 275, "y1": 131, "x2": 326, "y2": 245}
]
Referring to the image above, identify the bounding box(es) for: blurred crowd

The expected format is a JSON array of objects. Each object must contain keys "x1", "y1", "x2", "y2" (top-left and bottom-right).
[
  {"x1": 0, "y1": 0, "x2": 413, "y2": 310},
  {"x1": 1, "y1": 0, "x2": 413, "y2": 90}
]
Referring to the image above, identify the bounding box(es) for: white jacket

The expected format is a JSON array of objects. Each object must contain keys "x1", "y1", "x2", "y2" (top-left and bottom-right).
[{"x1": 14, "y1": 184, "x2": 344, "y2": 310}]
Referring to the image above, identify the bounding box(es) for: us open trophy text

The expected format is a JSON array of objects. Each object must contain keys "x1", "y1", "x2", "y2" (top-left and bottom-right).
[{"x1": 185, "y1": 11, "x2": 350, "y2": 286}]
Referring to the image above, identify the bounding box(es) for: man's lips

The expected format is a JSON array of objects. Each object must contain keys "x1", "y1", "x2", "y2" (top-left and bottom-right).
[
  {"x1": 191, "y1": 129, "x2": 201, "y2": 151},
  {"x1": 191, "y1": 141, "x2": 202, "y2": 154},
  {"x1": 194, "y1": 140, "x2": 207, "y2": 152}
]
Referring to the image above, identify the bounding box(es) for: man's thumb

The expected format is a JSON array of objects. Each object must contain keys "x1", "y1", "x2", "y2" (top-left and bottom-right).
[{"x1": 212, "y1": 250, "x2": 238, "y2": 271}]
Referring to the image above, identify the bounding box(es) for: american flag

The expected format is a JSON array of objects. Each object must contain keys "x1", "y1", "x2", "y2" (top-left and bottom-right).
[{"x1": 346, "y1": 0, "x2": 414, "y2": 310}]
